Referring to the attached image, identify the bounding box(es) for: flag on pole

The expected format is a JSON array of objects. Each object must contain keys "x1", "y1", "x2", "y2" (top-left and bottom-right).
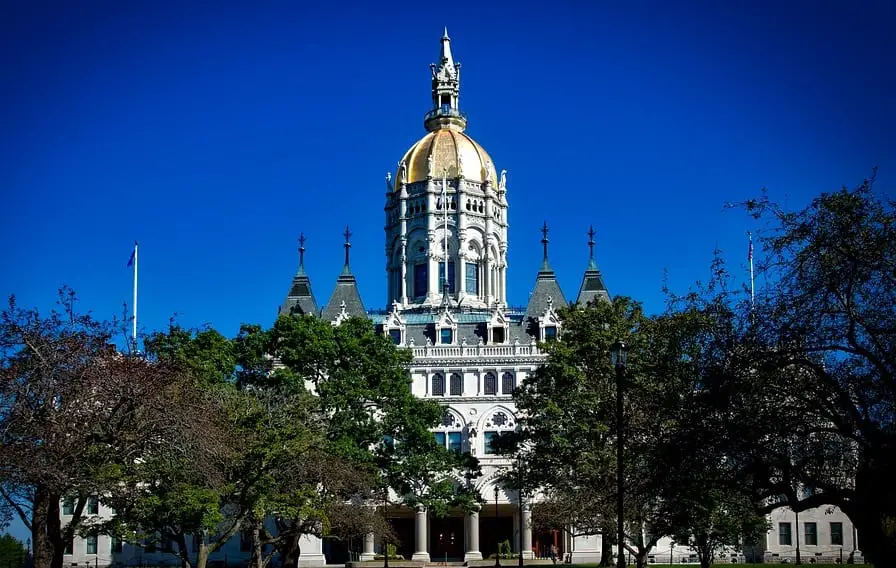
[
  {"x1": 748, "y1": 237, "x2": 753, "y2": 261},
  {"x1": 127, "y1": 245, "x2": 136, "y2": 267}
]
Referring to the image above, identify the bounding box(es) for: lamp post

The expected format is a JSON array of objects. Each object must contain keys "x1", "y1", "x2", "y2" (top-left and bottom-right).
[
  {"x1": 610, "y1": 340, "x2": 627, "y2": 568},
  {"x1": 383, "y1": 485, "x2": 389, "y2": 568},
  {"x1": 518, "y1": 459, "x2": 524, "y2": 568},
  {"x1": 494, "y1": 485, "x2": 501, "y2": 568}
]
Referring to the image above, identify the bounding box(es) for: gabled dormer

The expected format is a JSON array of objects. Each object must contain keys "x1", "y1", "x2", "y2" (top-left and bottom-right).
[
  {"x1": 435, "y1": 308, "x2": 458, "y2": 345},
  {"x1": 382, "y1": 302, "x2": 407, "y2": 345},
  {"x1": 487, "y1": 306, "x2": 509, "y2": 344},
  {"x1": 537, "y1": 295, "x2": 562, "y2": 341}
]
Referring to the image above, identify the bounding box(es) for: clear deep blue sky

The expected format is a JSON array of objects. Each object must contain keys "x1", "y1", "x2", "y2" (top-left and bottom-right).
[
  {"x1": 2, "y1": 1, "x2": 896, "y2": 342},
  {"x1": 1, "y1": 0, "x2": 895, "y2": 543}
]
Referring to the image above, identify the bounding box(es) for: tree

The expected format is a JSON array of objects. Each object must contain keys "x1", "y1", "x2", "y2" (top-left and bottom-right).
[
  {"x1": 0, "y1": 291, "x2": 206, "y2": 568},
  {"x1": 0, "y1": 535, "x2": 28, "y2": 568},
  {"x1": 668, "y1": 172, "x2": 896, "y2": 565},
  {"x1": 108, "y1": 323, "x2": 339, "y2": 568},
  {"x1": 512, "y1": 297, "x2": 674, "y2": 568},
  {"x1": 268, "y1": 315, "x2": 480, "y2": 558}
]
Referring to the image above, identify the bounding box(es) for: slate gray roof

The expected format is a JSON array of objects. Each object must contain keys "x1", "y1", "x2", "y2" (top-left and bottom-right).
[
  {"x1": 575, "y1": 259, "x2": 610, "y2": 306},
  {"x1": 280, "y1": 272, "x2": 319, "y2": 317},
  {"x1": 524, "y1": 268, "x2": 568, "y2": 321},
  {"x1": 321, "y1": 272, "x2": 366, "y2": 321}
]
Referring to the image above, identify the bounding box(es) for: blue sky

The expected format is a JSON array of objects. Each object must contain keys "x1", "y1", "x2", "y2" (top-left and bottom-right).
[
  {"x1": 2, "y1": 2, "x2": 895, "y2": 341},
  {"x1": 1, "y1": 0, "x2": 895, "y2": 544}
]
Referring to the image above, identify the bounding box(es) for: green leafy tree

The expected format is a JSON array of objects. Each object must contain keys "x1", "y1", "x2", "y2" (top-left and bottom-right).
[
  {"x1": 512, "y1": 297, "x2": 674, "y2": 568},
  {"x1": 268, "y1": 315, "x2": 480, "y2": 557},
  {"x1": 0, "y1": 535, "x2": 28, "y2": 568},
  {"x1": 661, "y1": 172, "x2": 895, "y2": 565},
  {"x1": 0, "y1": 291, "x2": 203, "y2": 568}
]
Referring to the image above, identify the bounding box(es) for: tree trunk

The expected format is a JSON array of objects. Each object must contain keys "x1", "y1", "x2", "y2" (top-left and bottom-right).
[
  {"x1": 633, "y1": 549, "x2": 647, "y2": 568},
  {"x1": 849, "y1": 457, "x2": 896, "y2": 567},
  {"x1": 281, "y1": 532, "x2": 302, "y2": 568},
  {"x1": 248, "y1": 518, "x2": 263, "y2": 568},
  {"x1": 31, "y1": 486, "x2": 51, "y2": 568},
  {"x1": 194, "y1": 531, "x2": 210, "y2": 568},
  {"x1": 47, "y1": 492, "x2": 64, "y2": 568},
  {"x1": 600, "y1": 524, "x2": 613, "y2": 566}
]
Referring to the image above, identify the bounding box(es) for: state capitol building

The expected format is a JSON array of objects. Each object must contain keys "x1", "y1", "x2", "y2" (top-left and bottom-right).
[{"x1": 60, "y1": 30, "x2": 859, "y2": 567}]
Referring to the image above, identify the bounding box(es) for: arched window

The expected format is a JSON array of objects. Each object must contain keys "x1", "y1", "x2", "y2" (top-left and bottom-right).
[
  {"x1": 484, "y1": 372, "x2": 497, "y2": 395},
  {"x1": 450, "y1": 373, "x2": 463, "y2": 396},
  {"x1": 431, "y1": 373, "x2": 445, "y2": 396},
  {"x1": 434, "y1": 409, "x2": 463, "y2": 453},
  {"x1": 501, "y1": 372, "x2": 515, "y2": 395},
  {"x1": 483, "y1": 409, "x2": 516, "y2": 455}
]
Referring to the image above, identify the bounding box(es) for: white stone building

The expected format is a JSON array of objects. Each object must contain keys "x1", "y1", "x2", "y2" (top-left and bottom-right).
[{"x1": 59, "y1": 30, "x2": 860, "y2": 568}]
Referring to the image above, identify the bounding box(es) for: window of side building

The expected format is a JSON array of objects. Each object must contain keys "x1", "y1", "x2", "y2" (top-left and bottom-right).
[
  {"x1": 830, "y1": 522, "x2": 843, "y2": 545},
  {"x1": 112, "y1": 537, "x2": 123, "y2": 554},
  {"x1": 87, "y1": 536, "x2": 98, "y2": 555},
  {"x1": 62, "y1": 498, "x2": 74, "y2": 515},
  {"x1": 779, "y1": 522, "x2": 792, "y2": 546},
  {"x1": 87, "y1": 495, "x2": 99, "y2": 515},
  {"x1": 64, "y1": 539, "x2": 73, "y2": 555},
  {"x1": 804, "y1": 522, "x2": 817, "y2": 546}
]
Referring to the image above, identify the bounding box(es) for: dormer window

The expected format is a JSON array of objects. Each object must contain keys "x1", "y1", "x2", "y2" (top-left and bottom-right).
[
  {"x1": 440, "y1": 328, "x2": 453, "y2": 344},
  {"x1": 544, "y1": 326, "x2": 557, "y2": 340},
  {"x1": 492, "y1": 327, "x2": 505, "y2": 344},
  {"x1": 389, "y1": 329, "x2": 402, "y2": 345}
]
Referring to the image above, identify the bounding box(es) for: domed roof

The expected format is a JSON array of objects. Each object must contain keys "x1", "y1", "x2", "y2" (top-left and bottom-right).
[{"x1": 396, "y1": 129, "x2": 498, "y2": 187}]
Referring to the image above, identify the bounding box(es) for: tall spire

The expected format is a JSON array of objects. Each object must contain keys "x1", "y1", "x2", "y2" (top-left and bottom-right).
[
  {"x1": 426, "y1": 29, "x2": 465, "y2": 132},
  {"x1": 297, "y1": 233, "x2": 307, "y2": 275},
  {"x1": 440, "y1": 27, "x2": 454, "y2": 67},
  {"x1": 323, "y1": 225, "x2": 365, "y2": 322},
  {"x1": 342, "y1": 225, "x2": 352, "y2": 274},
  {"x1": 587, "y1": 225, "x2": 597, "y2": 270},
  {"x1": 280, "y1": 232, "x2": 318, "y2": 316},
  {"x1": 541, "y1": 221, "x2": 551, "y2": 271},
  {"x1": 576, "y1": 224, "x2": 609, "y2": 306}
]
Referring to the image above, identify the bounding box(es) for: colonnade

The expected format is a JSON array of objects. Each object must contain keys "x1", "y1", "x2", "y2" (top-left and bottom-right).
[{"x1": 359, "y1": 505, "x2": 533, "y2": 562}]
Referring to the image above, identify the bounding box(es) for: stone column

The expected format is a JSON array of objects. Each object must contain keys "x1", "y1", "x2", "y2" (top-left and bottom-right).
[
  {"x1": 465, "y1": 509, "x2": 483, "y2": 561},
  {"x1": 411, "y1": 506, "x2": 430, "y2": 562},
  {"x1": 521, "y1": 504, "x2": 534, "y2": 559},
  {"x1": 360, "y1": 532, "x2": 376, "y2": 561}
]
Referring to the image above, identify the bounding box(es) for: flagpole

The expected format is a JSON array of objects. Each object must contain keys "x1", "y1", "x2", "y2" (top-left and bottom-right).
[
  {"x1": 748, "y1": 231, "x2": 755, "y2": 309},
  {"x1": 442, "y1": 169, "x2": 448, "y2": 302},
  {"x1": 133, "y1": 240, "x2": 138, "y2": 346}
]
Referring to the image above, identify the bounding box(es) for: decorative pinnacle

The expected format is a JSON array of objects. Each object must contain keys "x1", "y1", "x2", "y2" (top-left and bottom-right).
[
  {"x1": 342, "y1": 225, "x2": 352, "y2": 272},
  {"x1": 587, "y1": 226, "x2": 595, "y2": 259},
  {"x1": 587, "y1": 225, "x2": 598, "y2": 270},
  {"x1": 443, "y1": 26, "x2": 449, "y2": 39},
  {"x1": 541, "y1": 221, "x2": 551, "y2": 270},
  {"x1": 297, "y1": 233, "x2": 306, "y2": 275}
]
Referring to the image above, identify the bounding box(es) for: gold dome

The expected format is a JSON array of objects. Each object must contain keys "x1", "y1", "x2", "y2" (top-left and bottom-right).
[{"x1": 396, "y1": 130, "x2": 497, "y2": 187}]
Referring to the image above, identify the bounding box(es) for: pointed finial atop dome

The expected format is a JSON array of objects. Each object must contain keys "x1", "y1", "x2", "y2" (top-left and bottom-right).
[
  {"x1": 541, "y1": 221, "x2": 551, "y2": 271},
  {"x1": 426, "y1": 29, "x2": 465, "y2": 132},
  {"x1": 440, "y1": 27, "x2": 454, "y2": 66}
]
